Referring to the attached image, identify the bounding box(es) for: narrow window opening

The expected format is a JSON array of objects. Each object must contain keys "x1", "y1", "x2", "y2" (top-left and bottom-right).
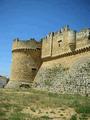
[
  {"x1": 88, "y1": 32, "x2": 90, "y2": 40},
  {"x1": 58, "y1": 43, "x2": 60, "y2": 47},
  {"x1": 58, "y1": 40, "x2": 62, "y2": 47},
  {"x1": 32, "y1": 68, "x2": 37, "y2": 71},
  {"x1": 36, "y1": 48, "x2": 41, "y2": 50}
]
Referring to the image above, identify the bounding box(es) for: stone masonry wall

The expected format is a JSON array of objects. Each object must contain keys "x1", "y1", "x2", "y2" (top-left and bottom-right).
[
  {"x1": 13, "y1": 39, "x2": 41, "y2": 50},
  {"x1": 6, "y1": 39, "x2": 42, "y2": 88},
  {"x1": 41, "y1": 27, "x2": 90, "y2": 59},
  {"x1": 7, "y1": 26, "x2": 90, "y2": 91},
  {"x1": 33, "y1": 51, "x2": 90, "y2": 95},
  {"x1": 41, "y1": 34, "x2": 52, "y2": 58},
  {"x1": 76, "y1": 29, "x2": 90, "y2": 49},
  {"x1": 52, "y1": 31, "x2": 70, "y2": 56}
]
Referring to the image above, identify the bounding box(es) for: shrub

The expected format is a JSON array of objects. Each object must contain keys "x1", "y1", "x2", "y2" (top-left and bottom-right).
[{"x1": 70, "y1": 114, "x2": 77, "y2": 120}]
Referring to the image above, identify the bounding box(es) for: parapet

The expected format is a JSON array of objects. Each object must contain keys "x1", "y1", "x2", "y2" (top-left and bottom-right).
[
  {"x1": 12, "y1": 38, "x2": 41, "y2": 52},
  {"x1": 76, "y1": 28, "x2": 90, "y2": 40},
  {"x1": 41, "y1": 25, "x2": 90, "y2": 60}
]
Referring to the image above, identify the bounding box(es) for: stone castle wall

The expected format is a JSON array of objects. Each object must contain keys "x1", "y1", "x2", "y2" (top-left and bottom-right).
[
  {"x1": 41, "y1": 26, "x2": 90, "y2": 59},
  {"x1": 33, "y1": 50, "x2": 90, "y2": 95},
  {"x1": 6, "y1": 39, "x2": 42, "y2": 88},
  {"x1": 12, "y1": 38, "x2": 41, "y2": 50},
  {"x1": 41, "y1": 26, "x2": 70, "y2": 58},
  {"x1": 34, "y1": 26, "x2": 90, "y2": 95},
  {"x1": 41, "y1": 34, "x2": 52, "y2": 58},
  {"x1": 6, "y1": 26, "x2": 90, "y2": 94},
  {"x1": 76, "y1": 29, "x2": 90, "y2": 49}
]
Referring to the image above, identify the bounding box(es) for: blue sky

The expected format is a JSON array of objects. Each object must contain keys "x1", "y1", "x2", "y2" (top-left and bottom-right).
[{"x1": 0, "y1": 0, "x2": 90, "y2": 77}]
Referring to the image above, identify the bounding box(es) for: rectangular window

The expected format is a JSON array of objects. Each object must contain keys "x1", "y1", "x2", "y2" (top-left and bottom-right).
[
  {"x1": 32, "y1": 68, "x2": 37, "y2": 71},
  {"x1": 36, "y1": 48, "x2": 41, "y2": 50},
  {"x1": 58, "y1": 40, "x2": 62, "y2": 47}
]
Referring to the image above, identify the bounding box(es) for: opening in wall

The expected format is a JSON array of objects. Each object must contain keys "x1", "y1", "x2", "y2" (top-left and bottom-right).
[
  {"x1": 36, "y1": 48, "x2": 41, "y2": 50},
  {"x1": 58, "y1": 40, "x2": 62, "y2": 47},
  {"x1": 32, "y1": 68, "x2": 37, "y2": 71},
  {"x1": 88, "y1": 32, "x2": 90, "y2": 40}
]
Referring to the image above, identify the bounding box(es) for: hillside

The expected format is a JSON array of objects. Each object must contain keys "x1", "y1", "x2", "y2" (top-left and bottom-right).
[{"x1": 0, "y1": 89, "x2": 90, "y2": 120}]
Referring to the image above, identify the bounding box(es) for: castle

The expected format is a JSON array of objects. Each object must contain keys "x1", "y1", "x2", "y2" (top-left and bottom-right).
[{"x1": 6, "y1": 25, "x2": 90, "y2": 95}]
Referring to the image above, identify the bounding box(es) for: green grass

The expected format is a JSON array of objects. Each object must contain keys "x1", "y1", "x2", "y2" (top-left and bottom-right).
[
  {"x1": 0, "y1": 88, "x2": 90, "y2": 120},
  {"x1": 9, "y1": 112, "x2": 25, "y2": 120},
  {"x1": 70, "y1": 114, "x2": 77, "y2": 120}
]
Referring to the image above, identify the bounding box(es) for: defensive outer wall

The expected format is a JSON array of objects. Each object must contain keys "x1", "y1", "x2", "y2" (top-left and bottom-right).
[
  {"x1": 6, "y1": 39, "x2": 42, "y2": 88},
  {"x1": 6, "y1": 25, "x2": 90, "y2": 95}
]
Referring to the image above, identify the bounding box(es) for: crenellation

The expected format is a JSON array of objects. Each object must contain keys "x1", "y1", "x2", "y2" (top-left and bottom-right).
[
  {"x1": 13, "y1": 38, "x2": 19, "y2": 41},
  {"x1": 76, "y1": 29, "x2": 90, "y2": 49},
  {"x1": 41, "y1": 26, "x2": 90, "y2": 58},
  {"x1": 12, "y1": 39, "x2": 41, "y2": 51},
  {"x1": 6, "y1": 25, "x2": 90, "y2": 95},
  {"x1": 63, "y1": 25, "x2": 70, "y2": 31},
  {"x1": 76, "y1": 28, "x2": 90, "y2": 40},
  {"x1": 6, "y1": 38, "x2": 42, "y2": 88}
]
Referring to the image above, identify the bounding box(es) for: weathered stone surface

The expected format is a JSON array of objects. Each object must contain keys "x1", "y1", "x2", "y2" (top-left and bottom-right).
[
  {"x1": 33, "y1": 53, "x2": 90, "y2": 96},
  {"x1": 6, "y1": 26, "x2": 90, "y2": 95},
  {"x1": 7, "y1": 39, "x2": 42, "y2": 87},
  {"x1": 6, "y1": 81, "x2": 32, "y2": 89},
  {"x1": 0, "y1": 76, "x2": 9, "y2": 88}
]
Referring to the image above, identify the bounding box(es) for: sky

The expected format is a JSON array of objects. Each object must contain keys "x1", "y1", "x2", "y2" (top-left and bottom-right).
[{"x1": 0, "y1": 0, "x2": 90, "y2": 77}]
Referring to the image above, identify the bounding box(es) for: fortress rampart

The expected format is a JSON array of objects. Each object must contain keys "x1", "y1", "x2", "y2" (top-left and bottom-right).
[
  {"x1": 6, "y1": 39, "x2": 42, "y2": 88},
  {"x1": 41, "y1": 26, "x2": 90, "y2": 59},
  {"x1": 34, "y1": 50, "x2": 90, "y2": 95},
  {"x1": 6, "y1": 25, "x2": 90, "y2": 95},
  {"x1": 12, "y1": 38, "x2": 41, "y2": 51}
]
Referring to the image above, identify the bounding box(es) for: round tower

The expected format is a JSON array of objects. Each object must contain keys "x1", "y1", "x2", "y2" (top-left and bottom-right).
[
  {"x1": 6, "y1": 38, "x2": 42, "y2": 88},
  {"x1": 68, "y1": 30, "x2": 76, "y2": 51}
]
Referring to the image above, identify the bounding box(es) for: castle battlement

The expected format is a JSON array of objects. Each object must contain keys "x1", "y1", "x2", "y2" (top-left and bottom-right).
[
  {"x1": 12, "y1": 38, "x2": 41, "y2": 52},
  {"x1": 8, "y1": 38, "x2": 42, "y2": 85},
  {"x1": 76, "y1": 28, "x2": 90, "y2": 40},
  {"x1": 6, "y1": 25, "x2": 90, "y2": 95},
  {"x1": 41, "y1": 26, "x2": 90, "y2": 59}
]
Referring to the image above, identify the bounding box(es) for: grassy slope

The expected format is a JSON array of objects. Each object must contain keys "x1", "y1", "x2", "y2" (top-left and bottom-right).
[{"x1": 0, "y1": 89, "x2": 90, "y2": 120}]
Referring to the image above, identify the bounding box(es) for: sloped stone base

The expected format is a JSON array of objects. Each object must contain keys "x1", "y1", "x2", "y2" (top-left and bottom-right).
[
  {"x1": 33, "y1": 53, "x2": 90, "y2": 96},
  {"x1": 5, "y1": 81, "x2": 32, "y2": 89}
]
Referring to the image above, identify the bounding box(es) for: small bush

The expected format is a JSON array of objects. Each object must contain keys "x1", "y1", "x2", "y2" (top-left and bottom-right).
[
  {"x1": 9, "y1": 112, "x2": 25, "y2": 120},
  {"x1": 76, "y1": 105, "x2": 90, "y2": 114},
  {"x1": 79, "y1": 113, "x2": 88, "y2": 120},
  {"x1": 70, "y1": 114, "x2": 77, "y2": 120},
  {"x1": 0, "y1": 111, "x2": 6, "y2": 116}
]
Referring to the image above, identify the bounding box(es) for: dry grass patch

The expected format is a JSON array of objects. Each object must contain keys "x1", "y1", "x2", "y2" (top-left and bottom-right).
[{"x1": 0, "y1": 88, "x2": 90, "y2": 120}]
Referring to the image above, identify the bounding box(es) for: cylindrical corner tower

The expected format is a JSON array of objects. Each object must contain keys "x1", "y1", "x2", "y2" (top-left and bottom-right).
[
  {"x1": 6, "y1": 39, "x2": 42, "y2": 88},
  {"x1": 68, "y1": 30, "x2": 76, "y2": 51}
]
